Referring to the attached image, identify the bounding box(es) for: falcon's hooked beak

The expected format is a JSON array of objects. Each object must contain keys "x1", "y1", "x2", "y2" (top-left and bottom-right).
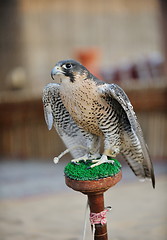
[{"x1": 51, "y1": 66, "x2": 64, "y2": 80}]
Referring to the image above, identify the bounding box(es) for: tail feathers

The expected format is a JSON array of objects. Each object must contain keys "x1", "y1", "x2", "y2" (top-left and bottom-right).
[
  {"x1": 122, "y1": 151, "x2": 155, "y2": 188},
  {"x1": 121, "y1": 129, "x2": 155, "y2": 188}
]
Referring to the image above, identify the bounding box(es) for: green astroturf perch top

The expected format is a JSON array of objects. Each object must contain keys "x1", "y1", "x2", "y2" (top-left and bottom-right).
[{"x1": 64, "y1": 158, "x2": 122, "y2": 181}]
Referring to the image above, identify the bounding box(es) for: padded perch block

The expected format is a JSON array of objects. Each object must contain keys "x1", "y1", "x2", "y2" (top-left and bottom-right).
[
  {"x1": 64, "y1": 158, "x2": 121, "y2": 181},
  {"x1": 65, "y1": 158, "x2": 122, "y2": 194}
]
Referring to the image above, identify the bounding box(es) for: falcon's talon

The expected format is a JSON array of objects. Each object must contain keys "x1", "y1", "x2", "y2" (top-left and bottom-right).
[
  {"x1": 85, "y1": 160, "x2": 93, "y2": 165},
  {"x1": 72, "y1": 162, "x2": 80, "y2": 165},
  {"x1": 71, "y1": 159, "x2": 82, "y2": 165},
  {"x1": 86, "y1": 166, "x2": 92, "y2": 170},
  {"x1": 71, "y1": 155, "x2": 89, "y2": 164}
]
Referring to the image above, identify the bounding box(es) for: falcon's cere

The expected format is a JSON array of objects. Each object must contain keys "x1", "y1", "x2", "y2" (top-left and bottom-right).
[{"x1": 42, "y1": 59, "x2": 155, "y2": 188}]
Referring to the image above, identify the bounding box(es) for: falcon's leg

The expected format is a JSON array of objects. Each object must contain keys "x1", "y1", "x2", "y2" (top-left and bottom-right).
[
  {"x1": 103, "y1": 131, "x2": 121, "y2": 156},
  {"x1": 90, "y1": 132, "x2": 121, "y2": 168},
  {"x1": 71, "y1": 133, "x2": 101, "y2": 164}
]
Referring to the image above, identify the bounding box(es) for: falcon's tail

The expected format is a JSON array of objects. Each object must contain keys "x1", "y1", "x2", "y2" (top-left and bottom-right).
[{"x1": 121, "y1": 130, "x2": 155, "y2": 188}]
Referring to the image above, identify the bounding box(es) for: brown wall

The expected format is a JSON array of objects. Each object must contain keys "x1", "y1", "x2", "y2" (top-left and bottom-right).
[{"x1": 0, "y1": 0, "x2": 161, "y2": 93}]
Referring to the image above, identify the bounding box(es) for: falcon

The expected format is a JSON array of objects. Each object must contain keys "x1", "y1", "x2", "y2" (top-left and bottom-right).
[{"x1": 42, "y1": 59, "x2": 155, "y2": 188}]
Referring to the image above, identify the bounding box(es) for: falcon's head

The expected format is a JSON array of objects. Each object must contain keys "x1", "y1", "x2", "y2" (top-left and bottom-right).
[{"x1": 51, "y1": 59, "x2": 91, "y2": 83}]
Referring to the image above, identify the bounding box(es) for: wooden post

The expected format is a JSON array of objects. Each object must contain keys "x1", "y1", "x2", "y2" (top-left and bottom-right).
[
  {"x1": 65, "y1": 170, "x2": 122, "y2": 240},
  {"x1": 88, "y1": 193, "x2": 108, "y2": 240}
]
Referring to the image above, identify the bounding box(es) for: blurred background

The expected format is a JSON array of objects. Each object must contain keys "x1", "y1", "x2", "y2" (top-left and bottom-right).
[
  {"x1": 0, "y1": 0, "x2": 167, "y2": 239},
  {"x1": 0, "y1": 0, "x2": 167, "y2": 159}
]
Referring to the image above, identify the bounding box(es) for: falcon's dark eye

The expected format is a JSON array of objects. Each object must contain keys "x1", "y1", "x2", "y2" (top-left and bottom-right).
[{"x1": 64, "y1": 63, "x2": 73, "y2": 69}]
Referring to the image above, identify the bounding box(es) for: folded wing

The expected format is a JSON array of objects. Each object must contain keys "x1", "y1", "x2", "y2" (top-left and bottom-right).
[
  {"x1": 42, "y1": 83, "x2": 89, "y2": 158},
  {"x1": 98, "y1": 83, "x2": 155, "y2": 188}
]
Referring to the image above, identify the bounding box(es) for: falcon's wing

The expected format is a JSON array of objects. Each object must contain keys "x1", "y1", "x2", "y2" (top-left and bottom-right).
[
  {"x1": 42, "y1": 83, "x2": 89, "y2": 158},
  {"x1": 98, "y1": 83, "x2": 155, "y2": 187}
]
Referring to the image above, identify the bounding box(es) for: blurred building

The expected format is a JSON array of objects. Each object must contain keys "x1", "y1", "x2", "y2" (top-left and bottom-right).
[{"x1": 0, "y1": 0, "x2": 166, "y2": 160}]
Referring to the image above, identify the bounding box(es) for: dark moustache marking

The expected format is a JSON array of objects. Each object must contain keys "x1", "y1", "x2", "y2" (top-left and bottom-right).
[
  {"x1": 64, "y1": 71, "x2": 75, "y2": 83},
  {"x1": 63, "y1": 61, "x2": 91, "y2": 83}
]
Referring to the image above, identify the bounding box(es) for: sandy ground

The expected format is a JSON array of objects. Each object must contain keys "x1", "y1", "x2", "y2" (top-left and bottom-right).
[{"x1": 0, "y1": 160, "x2": 166, "y2": 240}]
